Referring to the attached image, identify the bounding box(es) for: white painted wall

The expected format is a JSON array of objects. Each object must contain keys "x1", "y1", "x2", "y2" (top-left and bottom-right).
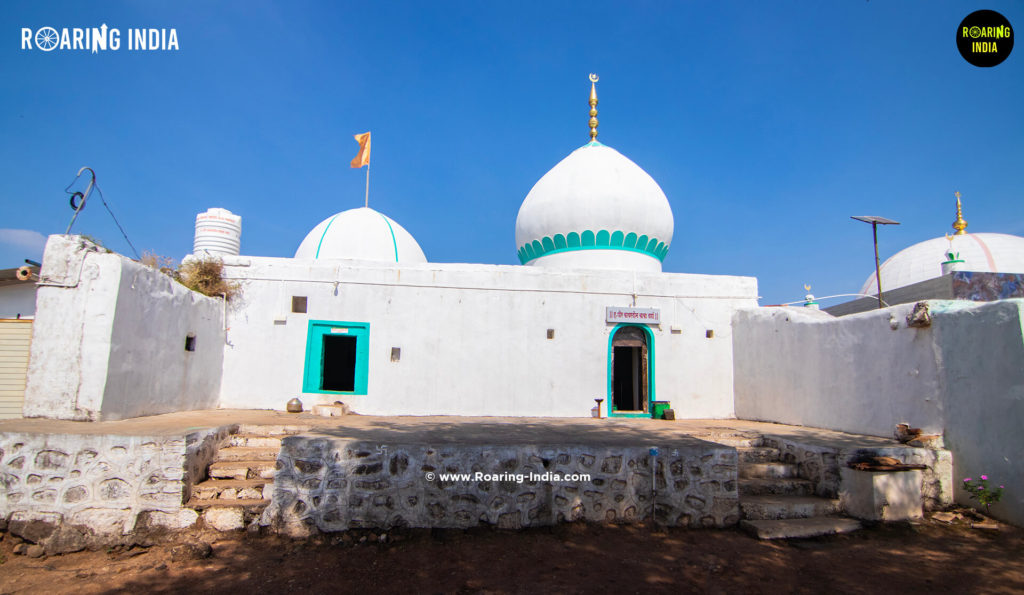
[
  {"x1": 733, "y1": 300, "x2": 1024, "y2": 525},
  {"x1": 219, "y1": 256, "x2": 757, "y2": 418},
  {"x1": 0, "y1": 284, "x2": 37, "y2": 319},
  {"x1": 23, "y1": 236, "x2": 224, "y2": 421}
]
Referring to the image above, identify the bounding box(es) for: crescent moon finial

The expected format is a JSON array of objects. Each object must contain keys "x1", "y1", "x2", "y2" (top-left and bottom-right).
[{"x1": 588, "y1": 74, "x2": 599, "y2": 142}]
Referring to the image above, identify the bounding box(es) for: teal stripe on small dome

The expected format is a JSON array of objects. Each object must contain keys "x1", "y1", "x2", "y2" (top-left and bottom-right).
[
  {"x1": 517, "y1": 230, "x2": 670, "y2": 264},
  {"x1": 314, "y1": 213, "x2": 342, "y2": 259},
  {"x1": 377, "y1": 212, "x2": 400, "y2": 262}
]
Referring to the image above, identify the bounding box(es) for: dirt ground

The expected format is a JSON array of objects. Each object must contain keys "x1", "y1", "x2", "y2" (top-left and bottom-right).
[{"x1": 1, "y1": 516, "x2": 1022, "y2": 594}]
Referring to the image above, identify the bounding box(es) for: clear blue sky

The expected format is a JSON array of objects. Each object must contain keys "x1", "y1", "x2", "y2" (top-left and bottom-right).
[{"x1": 2, "y1": 1, "x2": 1022, "y2": 305}]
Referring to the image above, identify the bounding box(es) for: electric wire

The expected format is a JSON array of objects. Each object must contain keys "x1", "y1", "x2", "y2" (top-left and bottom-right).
[{"x1": 93, "y1": 182, "x2": 140, "y2": 260}]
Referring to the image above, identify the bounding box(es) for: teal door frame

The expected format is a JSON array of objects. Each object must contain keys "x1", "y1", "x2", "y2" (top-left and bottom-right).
[
  {"x1": 606, "y1": 323, "x2": 656, "y2": 418},
  {"x1": 302, "y1": 320, "x2": 370, "y2": 395}
]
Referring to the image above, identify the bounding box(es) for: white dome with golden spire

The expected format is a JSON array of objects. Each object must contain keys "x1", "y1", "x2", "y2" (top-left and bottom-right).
[
  {"x1": 860, "y1": 192, "x2": 1024, "y2": 295},
  {"x1": 514, "y1": 75, "x2": 674, "y2": 272}
]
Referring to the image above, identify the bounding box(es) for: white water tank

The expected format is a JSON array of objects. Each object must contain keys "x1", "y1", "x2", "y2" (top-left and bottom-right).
[{"x1": 194, "y1": 208, "x2": 242, "y2": 256}]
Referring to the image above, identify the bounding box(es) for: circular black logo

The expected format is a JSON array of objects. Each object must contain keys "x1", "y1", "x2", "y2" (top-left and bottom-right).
[{"x1": 957, "y1": 10, "x2": 1013, "y2": 67}]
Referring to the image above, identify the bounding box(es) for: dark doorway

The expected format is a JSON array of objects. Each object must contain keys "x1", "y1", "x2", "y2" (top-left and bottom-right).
[
  {"x1": 611, "y1": 326, "x2": 649, "y2": 413},
  {"x1": 321, "y1": 334, "x2": 357, "y2": 391}
]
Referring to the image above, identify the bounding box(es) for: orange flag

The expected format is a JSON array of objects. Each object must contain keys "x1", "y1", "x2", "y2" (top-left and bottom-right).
[{"x1": 350, "y1": 132, "x2": 371, "y2": 168}]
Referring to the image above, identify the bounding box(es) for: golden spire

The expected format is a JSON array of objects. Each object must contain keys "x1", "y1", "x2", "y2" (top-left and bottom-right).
[
  {"x1": 588, "y1": 73, "x2": 599, "y2": 142},
  {"x1": 952, "y1": 191, "x2": 968, "y2": 235}
]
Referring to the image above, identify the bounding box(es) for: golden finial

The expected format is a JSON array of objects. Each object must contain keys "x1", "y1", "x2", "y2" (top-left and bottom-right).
[
  {"x1": 588, "y1": 73, "x2": 599, "y2": 142},
  {"x1": 804, "y1": 284, "x2": 812, "y2": 292},
  {"x1": 952, "y1": 191, "x2": 968, "y2": 235}
]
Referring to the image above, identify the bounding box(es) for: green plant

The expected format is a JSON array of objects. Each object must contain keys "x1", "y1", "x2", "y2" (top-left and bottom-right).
[
  {"x1": 962, "y1": 475, "x2": 1004, "y2": 513},
  {"x1": 176, "y1": 257, "x2": 240, "y2": 301}
]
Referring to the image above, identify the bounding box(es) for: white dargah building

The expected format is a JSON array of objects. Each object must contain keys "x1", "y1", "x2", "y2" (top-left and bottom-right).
[{"x1": 24, "y1": 78, "x2": 758, "y2": 422}]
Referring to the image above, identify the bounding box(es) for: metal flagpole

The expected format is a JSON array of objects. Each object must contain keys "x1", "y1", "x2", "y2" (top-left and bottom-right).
[{"x1": 364, "y1": 160, "x2": 370, "y2": 208}]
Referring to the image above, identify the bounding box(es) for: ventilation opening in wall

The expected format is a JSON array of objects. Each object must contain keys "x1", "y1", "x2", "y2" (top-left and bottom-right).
[
  {"x1": 321, "y1": 335, "x2": 357, "y2": 391},
  {"x1": 185, "y1": 335, "x2": 196, "y2": 352},
  {"x1": 706, "y1": 330, "x2": 714, "y2": 339},
  {"x1": 390, "y1": 347, "x2": 401, "y2": 362},
  {"x1": 292, "y1": 296, "x2": 308, "y2": 313}
]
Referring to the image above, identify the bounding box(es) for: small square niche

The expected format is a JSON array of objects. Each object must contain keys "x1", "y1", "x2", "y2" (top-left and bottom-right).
[
  {"x1": 292, "y1": 296, "x2": 308, "y2": 313},
  {"x1": 185, "y1": 335, "x2": 197, "y2": 352}
]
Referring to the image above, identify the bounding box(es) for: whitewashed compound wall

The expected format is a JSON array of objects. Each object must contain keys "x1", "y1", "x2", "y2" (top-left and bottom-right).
[
  {"x1": 22, "y1": 236, "x2": 224, "y2": 421},
  {"x1": 218, "y1": 256, "x2": 758, "y2": 418},
  {"x1": 733, "y1": 300, "x2": 1024, "y2": 526}
]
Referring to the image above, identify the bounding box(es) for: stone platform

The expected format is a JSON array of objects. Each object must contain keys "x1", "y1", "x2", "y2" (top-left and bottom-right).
[{"x1": 0, "y1": 411, "x2": 952, "y2": 550}]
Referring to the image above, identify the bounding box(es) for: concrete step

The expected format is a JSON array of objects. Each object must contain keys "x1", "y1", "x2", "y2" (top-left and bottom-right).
[
  {"x1": 192, "y1": 479, "x2": 273, "y2": 501},
  {"x1": 214, "y1": 446, "x2": 280, "y2": 462},
  {"x1": 739, "y1": 462, "x2": 798, "y2": 479},
  {"x1": 738, "y1": 447, "x2": 781, "y2": 464},
  {"x1": 229, "y1": 434, "x2": 283, "y2": 448},
  {"x1": 209, "y1": 459, "x2": 278, "y2": 480},
  {"x1": 740, "y1": 517, "x2": 862, "y2": 540},
  {"x1": 187, "y1": 498, "x2": 270, "y2": 511},
  {"x1": 740, "y1": 495, "x2": 842, "y2": 520},
  {"x1": 739, "y1": 478, "x2": 815, "y2": 497},
  {"x1": 236, "y1": 424, "x2": 310, "y2": 436}
]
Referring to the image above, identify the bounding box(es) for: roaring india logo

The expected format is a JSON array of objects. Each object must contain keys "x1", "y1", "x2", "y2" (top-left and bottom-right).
[
  {"x1": 21, "y1": 25, "x2": 179, "y2": 52},
  {"x1": 956, "y1": 10, "x2": 1013, "y2": 67}
]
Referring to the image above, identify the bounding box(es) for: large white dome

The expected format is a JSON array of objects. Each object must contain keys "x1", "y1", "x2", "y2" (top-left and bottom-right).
[
  {"x1": 514, "y1": 142, "x2": 674, "y2": 272},
  {"x1": 294, "y1": 207, "x2": 427, "y2": 263},
  {"x1": 861, "y1": 232, "x2": 1024, "y2": 295}
]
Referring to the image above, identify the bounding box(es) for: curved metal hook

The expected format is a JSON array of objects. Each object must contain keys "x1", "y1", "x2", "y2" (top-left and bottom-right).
[{"x1": 65, "y1": 166, "x2": 97, "y2": 234}]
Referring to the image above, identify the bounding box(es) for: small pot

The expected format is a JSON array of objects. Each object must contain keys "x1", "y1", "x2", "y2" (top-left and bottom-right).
[{"x1": 286, "y1": 398, "x2": 303, "y2": 413}]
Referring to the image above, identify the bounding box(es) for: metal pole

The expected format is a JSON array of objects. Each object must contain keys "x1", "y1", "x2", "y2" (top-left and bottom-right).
[
  {"x1": 873, "y1": 222, "x2": 883, "y2": 309},
  {"x1": 364, "y1": 160, "x2": 370, "y2": 208}
]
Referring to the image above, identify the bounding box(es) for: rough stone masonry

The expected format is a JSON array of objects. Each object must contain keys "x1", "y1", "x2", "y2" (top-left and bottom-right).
[
  {"x1": 0, "y1": 427, "x2": 229, "y2": 554},
  {"x1": 261, "y1": 436, "x2": 739, "y2": 537}
]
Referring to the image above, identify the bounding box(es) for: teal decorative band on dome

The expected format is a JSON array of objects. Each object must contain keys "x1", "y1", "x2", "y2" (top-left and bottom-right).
[{"x1": 517, "y1": 230, "x2": 670, "y2": 264}]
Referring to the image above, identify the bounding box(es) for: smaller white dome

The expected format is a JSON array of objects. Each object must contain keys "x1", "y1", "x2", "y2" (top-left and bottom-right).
[
  {"x1": 294, "y1": 207, "x2": 427, "y2": 263},
  {"x1": 861, "y1": 232, "x2": 1024, "y2": 295}
]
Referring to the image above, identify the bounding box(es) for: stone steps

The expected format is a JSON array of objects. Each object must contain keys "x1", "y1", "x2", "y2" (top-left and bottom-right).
[
  {"x1": 739, "y1": 495, "x2": 841, "y2": 520},
  {"x1": 740, "y1": 517, "x2": 862, "y2": 540},
  {"x1": 186, "y1": 426, "x2": 307, "y2": 531},
  {"x1": 739, "y1": 478, "x2": 815, "y2": 497},
  {"x1": 734, "y1": 434, "x2": 861, "y2": 540},
  {"x1": 739, "y1": 462, "x2": 798, "y2": 479},
  {"x1": 191, "y1": 478, "x2": 273, "y2": 501},
  {"x1": 208, "y1": 458, "x2": 278, "y2": 480},
  {"x1": 737, "y1": 447, "x2": 781, "y2": 464}
]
